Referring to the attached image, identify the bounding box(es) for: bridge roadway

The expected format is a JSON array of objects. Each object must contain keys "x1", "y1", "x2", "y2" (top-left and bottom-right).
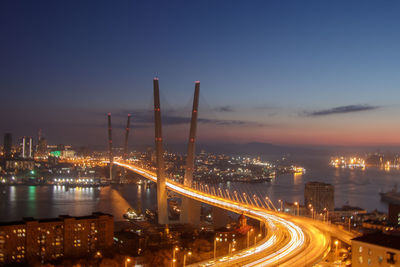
[{"x1": 114, "y1": 161, "x2": 357, "y2": 266}]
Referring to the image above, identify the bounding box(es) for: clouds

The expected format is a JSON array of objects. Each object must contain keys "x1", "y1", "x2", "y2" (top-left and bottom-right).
[
  {"x1": 306, "y1": 105, "x2": 380, "y2": 116},
  {"x1": 105, "y1": 109, "x2": 265, "y2": 128},
  {"x1": 213, "y1": 106, "x2": 235, "y2": 112}
]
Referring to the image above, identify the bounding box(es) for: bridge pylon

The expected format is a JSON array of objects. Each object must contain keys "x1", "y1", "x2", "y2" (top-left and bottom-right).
[
  {"x1": 123, "y1": 114, "x2": 131, "y2": 160},
  {"x1": 107, "y1": 113, "x2": 113, "y2": 181},
  {"x1": 153, "y1": 78, "x2": 168, "y2": 225},
  {"x1": 180, "y1": 81, "x2": 202, "y2": 225}
]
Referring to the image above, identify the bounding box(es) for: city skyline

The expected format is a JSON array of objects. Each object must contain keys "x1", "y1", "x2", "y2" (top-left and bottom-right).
[{"x1": 2, "y1": 1, "x2": 400, "y2": 146}]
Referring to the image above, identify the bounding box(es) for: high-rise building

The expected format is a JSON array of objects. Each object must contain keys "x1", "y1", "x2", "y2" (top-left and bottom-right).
[
  {"x1": 36, "y1": 137, "x2": 48, "y2": 157},
  {"x1": 304, "y1": 181, "x2": 334, "y2": 212},
  {"x1": 20, "y1": 137, "x2": 33, "y2": 158},
  {"x1": 3, "y1": 133, "x2": 12, "y2": 158}
]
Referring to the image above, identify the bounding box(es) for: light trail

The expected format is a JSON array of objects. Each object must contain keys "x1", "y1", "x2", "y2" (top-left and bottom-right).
[{"x1": 113, "y1": 161, "x2": 336, "y2": 266}]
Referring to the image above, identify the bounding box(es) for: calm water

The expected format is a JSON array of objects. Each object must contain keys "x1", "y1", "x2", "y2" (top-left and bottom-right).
[
  {"x1": 0, "y1": 160, "x2": 399, "y2": 222},
  {"x1": 0, "y1": 184, "x2": 158, "y2": 222}
]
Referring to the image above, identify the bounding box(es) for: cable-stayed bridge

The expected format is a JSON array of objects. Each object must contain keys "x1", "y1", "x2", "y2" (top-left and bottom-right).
[
  {"x1": 114, "y1": 160, "x2": 355, "y2": 266},
  {"x1": 105, "y1": 78, "x2": 357, "y2": 266}
]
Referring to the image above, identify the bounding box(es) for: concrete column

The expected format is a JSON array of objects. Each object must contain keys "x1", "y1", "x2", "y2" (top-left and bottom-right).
[
  {"x1": 181, "y1": 81, "x2": 201, "y2": 225},
  {"x1": 107, "y1": 113, "x2": 113, "y2": 181},
  {"x1": 153, "y1": 78, "x2": 168, "y2": 225},
  {"x1": 212, "y1": 206, "x2": 230, "y2": 229},
  {"x1": 123, "y1": 114, "x2": 131, "y2": 160}
]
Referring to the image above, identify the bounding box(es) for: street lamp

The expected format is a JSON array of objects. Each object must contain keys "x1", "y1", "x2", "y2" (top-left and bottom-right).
[
  {"x1": 294, "y1": 202, "x2": 299, "y2": 216},
  {"x1": 95, "y1": 251, "x2": 102, "y2": 258},
  {"x1": 183, "y1": 251, "x2": 192, "y2": 267},
  {"x1": 308, "y1": 204, "x2": 313, "y2": 219},
  {"x1": 173, "y1": 247, "x2": 179, "y2": 267},
  {"x1": 247, "y1": 228, "x2": 254, "y2": 248},
  {"x1": 278, "y1": 199, "x2": 283, "y2": 212},
  {"x1": 125, "y1": 257, "x2": 131, "y2": 267},
  {"x1": 255, "y1": 233, "x2": 261, "y2": 245},
  {"x1": 324, "y1": 208, "x2": 329, "y2": 223},
  {"x1": 214, "y1": 237, "x2": 219, "y2": 260},
  {"x1": 334, "y1": 240, "x2": 339, "y2": 260}
]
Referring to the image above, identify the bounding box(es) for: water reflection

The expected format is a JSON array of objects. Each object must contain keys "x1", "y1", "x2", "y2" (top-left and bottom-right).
[
  {"x1": 9, "y1": 186, "x2": 15, "y2": 202},
  {"x1": 293, "y1": 173, "x2": 302, "y2": 185},
  {"x1": 0, "y1": 162, "x2": 397, "y2": 222}
]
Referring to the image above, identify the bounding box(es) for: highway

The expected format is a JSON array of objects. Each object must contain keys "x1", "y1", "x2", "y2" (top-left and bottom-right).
[{"x1": 114, "y1": 161, "x2": 356, "y2": 266}]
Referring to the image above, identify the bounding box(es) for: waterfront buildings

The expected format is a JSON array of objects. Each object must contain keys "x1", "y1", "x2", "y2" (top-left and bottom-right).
[
  {"x1": 4, "y1": 158, "x2": 34, "y2": 171},
  {"x1": 352, "y1": 232, "x2": 400, "y2": 266},
  {"x1": 0, "y1": 212, "x2": 113, "y2": 265},
  {"x1": 331, "y1": 205, "x2": 367, "y2": 222},
  {"x1": 304, "y1": 181, "x2": 334, "y2": 212}
]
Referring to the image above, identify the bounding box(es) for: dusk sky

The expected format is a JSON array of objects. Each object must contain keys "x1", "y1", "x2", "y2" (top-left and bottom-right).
[{"x1": 2, "y1": 1, "x2": 400, "y2": 147}]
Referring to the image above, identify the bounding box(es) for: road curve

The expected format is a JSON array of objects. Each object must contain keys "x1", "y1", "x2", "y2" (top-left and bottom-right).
[{"x1": 114, "y1": 161, "x2": 339, "y2": 266}]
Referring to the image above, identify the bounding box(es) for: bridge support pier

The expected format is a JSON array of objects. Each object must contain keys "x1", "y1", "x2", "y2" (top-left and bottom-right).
[
  {"x1": 107, "y1": 113, "x2": 113, "y2": 181},
  {"x1": 180, "y1": 81, "x2": 202, "y2": 226},
  {"x1": 212, "y1": 206, "x2": 230, "y2": 229},
  {"x1": 180, "y1": 198, "x2": 201, "y2": 225},
  {"x1": 153, "y1": 78, "x2": 168, "y2": 225}
]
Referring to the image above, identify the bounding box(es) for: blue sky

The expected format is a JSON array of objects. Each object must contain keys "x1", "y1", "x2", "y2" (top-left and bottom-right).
[{"x1": 1, "y1": 1, "x2": 400, "y2": 147}]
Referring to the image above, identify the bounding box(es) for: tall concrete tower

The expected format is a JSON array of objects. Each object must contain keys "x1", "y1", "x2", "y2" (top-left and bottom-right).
[
  {"x1": 3, "y1": 133, "x2": 12, "y2": 158},
  {"x1": 180, "y1": 81, "x2": 201, "y2": 225},
  {"x1": 123, "y1": 114, "x2": 131, "y2": 160},
  {"x1": 153, "y1": 78, "x2": 168, "y2": 225},
  {"x1": 107, "y1": 113, "x2": 113, "y2": 181}
]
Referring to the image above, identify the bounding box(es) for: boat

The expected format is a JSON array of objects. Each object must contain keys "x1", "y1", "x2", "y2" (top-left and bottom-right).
[
  {"x1": 123, "y1": 208, "x2": 146, "y2": 221},
  {"x1": 380, "y1": 184, "x2": 400, "y2": 205}
]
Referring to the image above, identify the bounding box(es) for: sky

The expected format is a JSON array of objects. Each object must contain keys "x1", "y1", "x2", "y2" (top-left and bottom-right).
[{"x1": 1, "y1": 1, "x2": 400, "y2": 148}]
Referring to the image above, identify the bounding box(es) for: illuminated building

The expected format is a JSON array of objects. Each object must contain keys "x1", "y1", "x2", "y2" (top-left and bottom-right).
[
  {"x1": 61, "y1": 150, "x2": 76, "y2": 158},
  {"x1": 5, "y1": 159, "x2": 34, "y2": 171},
  {"x1": 304, "y1": 182, "x2": 334, "y2": 212},
  {"x1": 36, "y1": 137, "x2": 48, "y2": 158},
  {"x1": 3, "y1": 133, "x2": 12, "y2": 158},
  {"x1": 0, "y1": 212, "x2": 113, "y2": 265},
  {"x1": 352, "y1": 232, "x2": 400, "y2": 266},
  {"x1": 330, "y1": 205, "x2": 367, "y2": 222},
  {"x1": 20, "y1": 137, "x2": 32, "y2": 159},
  {"x1": 388, "y1": 203, "x2": 400, "y2": 226},
  {"x1": 215, "y1": 214, "x2": 252, "y2": 246}
]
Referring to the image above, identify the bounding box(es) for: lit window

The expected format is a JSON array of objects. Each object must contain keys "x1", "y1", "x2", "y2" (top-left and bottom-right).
[
  {"x1": 378, "y1": 255, "x2": 383, "y2": 263},
  {"x1": 359, "y1": 256, "x2": 363, "y2": 264},
  {"x1": 359, "y1": 246, "x2": 363, "y2": 253}
]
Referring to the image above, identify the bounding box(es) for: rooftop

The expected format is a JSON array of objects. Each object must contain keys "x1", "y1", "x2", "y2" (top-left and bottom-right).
[
  {"x1": 0, "y1": 212, "x2": 112, "y2": 226},
  {"x1": 352, "y1": 232, "x2": 400, "y2": 250},
  {"x1": 334, "y1": 205, "x2": 366, "y2": 211}
]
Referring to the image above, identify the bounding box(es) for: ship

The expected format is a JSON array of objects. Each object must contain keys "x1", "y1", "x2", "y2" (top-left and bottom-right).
[
  {"x1": 123, "y1": 208, "x2": 146, "y2": 221},
  {"x1": 380, "y1": 184, "x2": 400, "y2": 205}
]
